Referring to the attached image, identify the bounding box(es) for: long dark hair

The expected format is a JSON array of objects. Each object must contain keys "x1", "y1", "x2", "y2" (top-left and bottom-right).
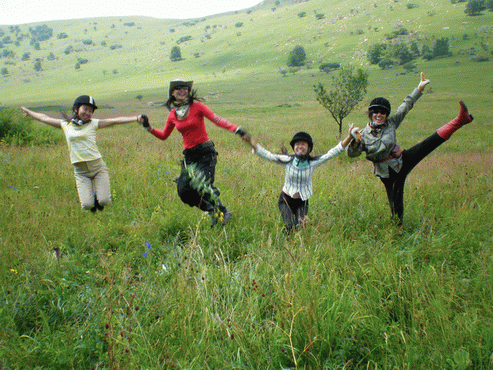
[{"x1": 165, "y1": 89, "x2": 204, "y2": 111}]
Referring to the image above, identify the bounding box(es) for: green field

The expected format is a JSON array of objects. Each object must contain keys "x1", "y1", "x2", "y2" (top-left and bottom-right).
[{"x1": 2, "y1": 0, "x2": 493, "y2": 368}]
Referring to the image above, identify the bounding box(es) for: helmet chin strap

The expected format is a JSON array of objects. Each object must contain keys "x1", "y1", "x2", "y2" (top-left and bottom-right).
[{"x1": 71, "y1": 112, "x2": 89, "y2": 126}]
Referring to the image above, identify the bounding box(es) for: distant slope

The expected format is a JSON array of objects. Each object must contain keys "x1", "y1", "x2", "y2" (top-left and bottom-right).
[{"x1": 0, "y1": 0, "x2": 491, "y2": 106}]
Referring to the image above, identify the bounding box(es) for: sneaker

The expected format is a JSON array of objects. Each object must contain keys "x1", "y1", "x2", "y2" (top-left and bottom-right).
[
  {"x1": 91, "y1": 194, "x2": 105, "y2": 212},
  {"x1": 222, "y1": 209, "x2": 233, "y2": 225}
]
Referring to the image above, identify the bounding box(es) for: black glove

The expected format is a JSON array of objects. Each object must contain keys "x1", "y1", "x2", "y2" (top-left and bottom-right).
[
  {"x1": 142, "y1": 115, "x2": 149, "y2": 128},
  {"x1": 235, "y1": 127, "x2": 247, "y2": 138}
]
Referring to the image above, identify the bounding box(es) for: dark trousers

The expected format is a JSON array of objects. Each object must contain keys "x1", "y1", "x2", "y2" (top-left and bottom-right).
[
  {"x1": 176, "y1": 141, "x2": 223, "y2": 213},
  {"x1": 278, "y1": 192, "x2": 309, "y2": 231},
  {"x1": 379, "y1": 132, "x2": 445, "y2": 224}
]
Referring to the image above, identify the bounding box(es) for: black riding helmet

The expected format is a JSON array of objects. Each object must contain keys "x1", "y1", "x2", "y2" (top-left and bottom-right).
[
  {"x1": 290, "y1": 132, "x2": 313, "y2": 153},
  {"x1": 369, "y1": 97, "x2": 391, "y2": 115},
  {"x1": 73, "y1": 95, "x2": 98, "y2": 112}
]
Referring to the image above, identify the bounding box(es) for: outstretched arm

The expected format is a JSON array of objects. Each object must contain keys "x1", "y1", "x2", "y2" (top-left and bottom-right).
[
  {"x1": 21, "y1": 106, "x2": 62, "y2": 128},
  {"x1": 99, "y1": 115, "x2": 144, "y2": 128}
]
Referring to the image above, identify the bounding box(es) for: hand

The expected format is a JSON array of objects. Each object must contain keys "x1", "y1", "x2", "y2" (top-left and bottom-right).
[
  {"x1": 348, "y1": 124, "x2": 361, "y2": 142},
  {"x1": 20, "y1": 106, "x2": 29, "y2": 118},
  {"x1": 418, "y1": 72, "x2": 430, "y2": 91},
  {"x1": 235, "y1": 127, "x2": 248, "y2": 138},
  {"x1": 138, "y1": 114, "x2": 150, "y2": 128}
]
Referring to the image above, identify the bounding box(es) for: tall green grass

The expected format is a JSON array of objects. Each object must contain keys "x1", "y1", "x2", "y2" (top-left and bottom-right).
[
  {"x1": 1, "y1": 0, "x2": 493, "y2": 367},
  {"x1": 1, "y1": 71, "x2": 493, "y2": 367}
]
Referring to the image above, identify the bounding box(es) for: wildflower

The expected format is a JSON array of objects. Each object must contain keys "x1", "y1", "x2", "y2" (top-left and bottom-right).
[
  {"x1": 135, "y1": 305, "x2": 139, "y2": 311},
  {"x1": 147, "y1": 243, "x2": 152, "y2": 249},
  {"x1": 9, "y1": 268, "x2": 17, "y2": 274},
  {"x1": 142, "y1": 252, "x2": 148, "y2": 257}
]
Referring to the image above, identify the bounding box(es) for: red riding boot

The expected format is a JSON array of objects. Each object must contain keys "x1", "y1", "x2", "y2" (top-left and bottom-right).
[{"x1": 436, "y1": 101, "x2": 474, "y2": 140}]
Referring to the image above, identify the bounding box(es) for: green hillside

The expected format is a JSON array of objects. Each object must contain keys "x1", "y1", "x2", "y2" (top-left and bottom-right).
[{"x1": 1, "y1": 0, "x2": 492, "y2": 107}]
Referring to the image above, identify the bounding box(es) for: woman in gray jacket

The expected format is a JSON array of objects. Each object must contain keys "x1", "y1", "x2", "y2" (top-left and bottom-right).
[{"x1": 347, "y1": 73, "x2": 473, "y2": 226}]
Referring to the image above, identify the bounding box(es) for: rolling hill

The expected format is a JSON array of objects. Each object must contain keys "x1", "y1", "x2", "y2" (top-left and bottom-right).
[{"x1": 0, "y1": 0, "x2": 492, "y2": 107}]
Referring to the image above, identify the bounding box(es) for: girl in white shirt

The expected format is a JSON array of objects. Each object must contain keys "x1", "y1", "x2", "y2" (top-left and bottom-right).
[{"x1": 21, "y1": 95, "x2": 145, "y2": 212}]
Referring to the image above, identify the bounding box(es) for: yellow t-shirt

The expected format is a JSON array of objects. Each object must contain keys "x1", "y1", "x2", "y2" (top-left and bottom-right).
[{"x1": 61, "y1": 119, "x2": 102, "y2": 164}]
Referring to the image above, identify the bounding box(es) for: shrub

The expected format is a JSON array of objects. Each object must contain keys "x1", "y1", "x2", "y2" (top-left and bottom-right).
[
  {"x1": 28, "y1": 24, "x2": 53, "y2": 42},
  {"x1": 298, "y1": 11, "x2": 307, "y2": 18},
  {"x1": 319, "y1": 62, "x2": 340, "y2": 73},
  {"x1": 471, "y1": 55, "x2": 490, "y2": 62},
  {"x1": 170, "y1": 46, "x2": 182, "y2": 61},
  {"x1": 235, "y1": 22, "x2": 243, "y2": 28},
  {"x1": 315, "y1": 13, "x2": 325, "y2": 19},
  {"x1": 433, "y1": 37, "x2": 452, "y2": 58},
  {"x1": 82, "y1": 39, "x2": 92, "y2": 45},
  {"x1": 33, "y1": 60, "x2": 42, "y2": 72},
  {"x1": 465, "y1": 0, "x2": 486, "y2": 15},
  {"x1": 287, "y1": 45, "x2": 306, "y2": 67},
  {"x1": 378, "y1": 58, "x2": 394, "y2": 69},
  {"x1": 176, "y1": 35, "x2": 192, "y2": 44},
  {"x1": 386, "y1": 26, "x2": 409, "y2": 40},
  {"x1": 367, "y1": 43, "x2": 387, "y2": 64},
  {"x1": 402, "y1": 60, "x2": 417, "y2": 72},
  {"x1": 0, "y1": 108, "x2": 60, "y2": 145}
]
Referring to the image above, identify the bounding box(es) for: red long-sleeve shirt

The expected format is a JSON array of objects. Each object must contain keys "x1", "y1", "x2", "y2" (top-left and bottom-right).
[{"x1": 150, "y1": 101, "x2": 237, "y2": 149}]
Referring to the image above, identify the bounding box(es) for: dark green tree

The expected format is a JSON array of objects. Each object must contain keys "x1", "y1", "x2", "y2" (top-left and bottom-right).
[
  {"x1": 465, "y1": 0, "x2": 486, "y2": 15},
  {"x1": 287, "y1": 45, "x2": 306, "y2": 67},
  {"x1": 170, "y1": 46, "x2": 182, "y2": 61},
  {"x1": 34, "y1": 59, "x2": 42, "y2": 71},
  {"x1": 314, "y1": 65, "x2": 369, "y2": 136},
  {"x1": 367, "y1": 43, "x2": 387, "y2": 64},
  {"x1": 410, "y1": 41, "x2": 420, "y2": 57},
  {"x1": 433, "y1": 37, "x2": 452, "y2": 58}
]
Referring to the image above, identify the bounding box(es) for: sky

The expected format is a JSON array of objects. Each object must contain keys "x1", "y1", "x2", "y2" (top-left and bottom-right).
[{"x1": 0, "y1": 0, "x2": 264, "y2": 25}]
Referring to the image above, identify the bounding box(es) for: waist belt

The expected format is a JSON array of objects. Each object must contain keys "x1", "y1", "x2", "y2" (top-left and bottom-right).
[{"x1": 378, "y1": 145, "x2": 403, "y2": 163}]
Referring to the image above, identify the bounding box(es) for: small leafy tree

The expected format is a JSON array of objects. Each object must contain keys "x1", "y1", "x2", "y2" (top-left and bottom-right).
[
  {"x1": 465, "y1": 0, "x2": 486, "y2": 15},
  {"x1": 287, "y1": 45, "x2": 306, "y2": 67},
  {"x1": 314, "y1": 65, "x2": 369, "y2": 136},
  {"x1": 1, "y1": 67, "x2": 8, "y2": 76},
  {"x1": 433, "y1": 37, "x2": 452, "y2": 58},
  {"x1": 170, "y1": 46, "x2": 182, "y2": 61},
  {"x1": 33, "y1": 59, "x2": 42, "y2": 72},
  {"x1": 367, "y1": 43, "x2": 387, "y2": 64},
  {"x1": 410, "y1": 41, "x2": 420, "y2": 57},
  {"x1": 402, "y1": 61, "x2": 417, "y2": 73},
  {"x1": 319, "y1": 62, "x2": 340, "y2": 73}
]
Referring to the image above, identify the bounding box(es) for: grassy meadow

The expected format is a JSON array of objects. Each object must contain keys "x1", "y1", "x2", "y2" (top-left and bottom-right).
[{"x1": 2, "y1": 0, "x2": 493, "y2": 368}]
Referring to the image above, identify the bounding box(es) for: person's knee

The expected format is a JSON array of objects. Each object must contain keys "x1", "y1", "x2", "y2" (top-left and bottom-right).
[
  {"x1": 81, "y1": 199, "x2": 94, "y2": 210},
  {"x1": 98, "y1": 195, "x2": 111, "y2": 206}
]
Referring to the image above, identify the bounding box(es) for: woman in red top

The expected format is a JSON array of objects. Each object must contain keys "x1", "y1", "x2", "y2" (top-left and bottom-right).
[{"x1": 142, "y1": 78, "x2": 248, "y2": 226}]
